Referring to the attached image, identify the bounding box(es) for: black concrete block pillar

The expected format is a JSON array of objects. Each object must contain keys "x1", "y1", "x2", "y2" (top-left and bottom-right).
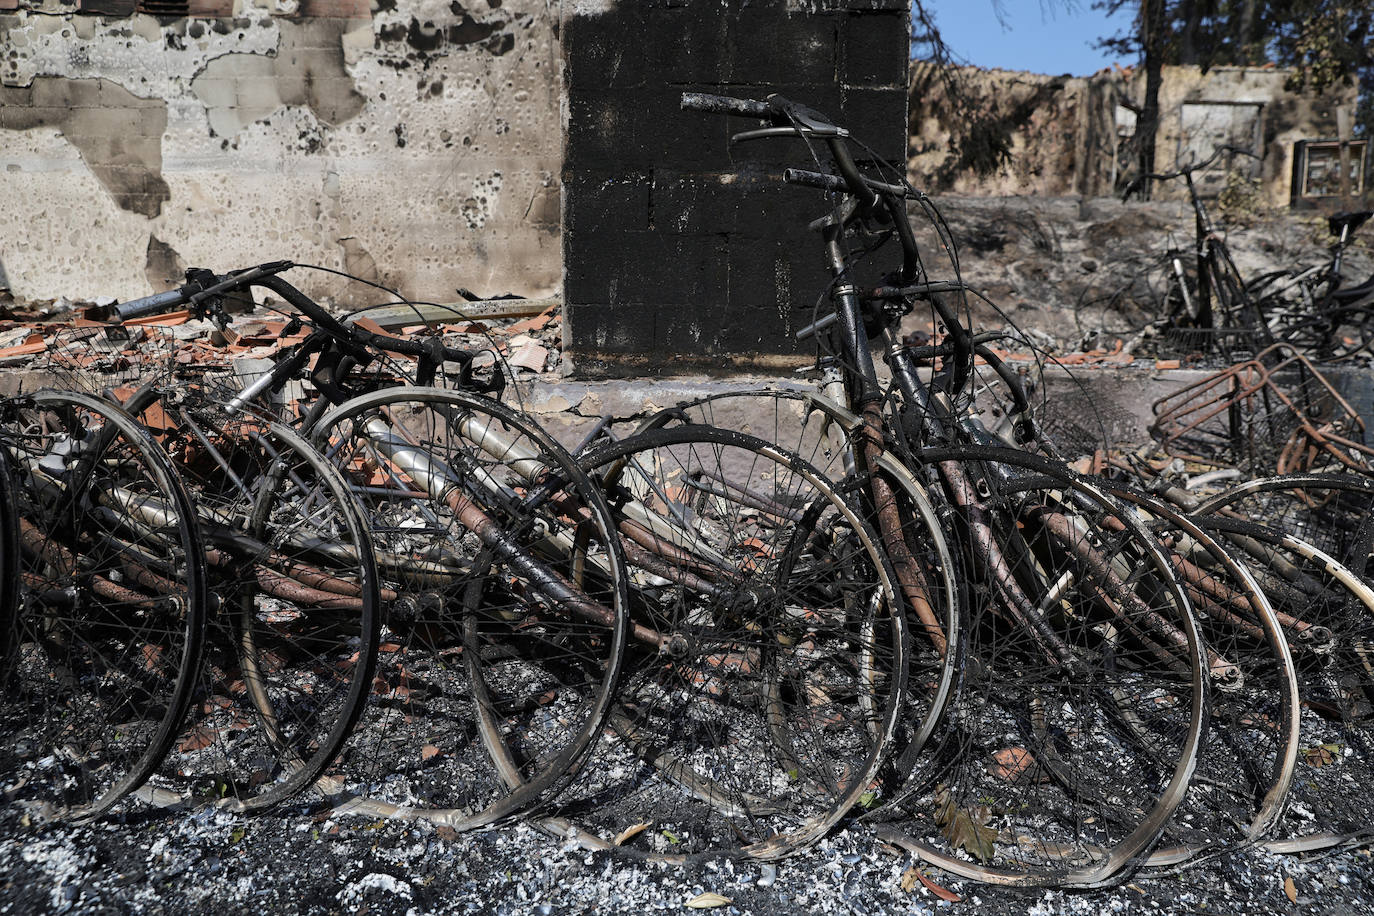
[{"x1": 561, "y1": 0, "x2": 909, "y2": 376}]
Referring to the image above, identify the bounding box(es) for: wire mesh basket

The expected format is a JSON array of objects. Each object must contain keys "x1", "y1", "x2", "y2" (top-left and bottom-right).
[
  {"x1": 38, "y1": 321, "x2": 208, "y2": 395},
  {"x1": 1151, "y1": 344, "x2": 1374, "y2": 476},
  {"x1": 1037, "y1": 395, "x2": 1142, "y2": 461},
  {"x1": 33, "y1": 317, "x2": 324, "y2": 437}
]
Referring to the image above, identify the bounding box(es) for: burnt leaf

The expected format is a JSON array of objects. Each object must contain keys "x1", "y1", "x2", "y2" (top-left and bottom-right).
[{"x1": 933, "y1": 784, "x2": 998, "y2": 863}]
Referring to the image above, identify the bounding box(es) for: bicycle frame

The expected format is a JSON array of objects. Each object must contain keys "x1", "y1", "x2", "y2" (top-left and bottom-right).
[{"x1": 675, "y1": 90, "x2": 1218, "y2": 884}]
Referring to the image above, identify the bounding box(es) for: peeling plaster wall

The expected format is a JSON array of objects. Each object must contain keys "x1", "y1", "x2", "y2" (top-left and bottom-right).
[
  {"x1": 908, "y1": 63, "x2": 1124, "y2": 198},
  {"x1": 0, "y1": 76, "x2": 170, "y2": 216},
  {"x1": 1151, "y1": 65, "x2": 1353, "y2": 206},
  {"x1": 0, "y1": 0, "x2": 561, "y2": 304},
  {"x1": 908, "y1": 63, "x2": 1358, "y2": 206}
]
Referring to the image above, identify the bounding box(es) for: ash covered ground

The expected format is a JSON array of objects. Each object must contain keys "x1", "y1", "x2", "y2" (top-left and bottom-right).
[
  {"x1": 3, "y1": 800, "x2": 1373, "y2": 915},
  {"x1": 4, "y1": 197, "x2": 1374, "y2": 914}
]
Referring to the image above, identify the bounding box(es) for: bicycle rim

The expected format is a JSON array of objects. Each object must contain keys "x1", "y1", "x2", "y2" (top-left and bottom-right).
[
  {"x1": 0, "y1": 446, "x2": 20, "y2": 680},
  {"x1": 309, "y1": 386, "x2": 627, "y2": 829},
  {"x1": 1194, "y1": 476, "x2": 1374, "y2": 850},
  {"x1": 133, "y1": 407, "x2": 380, "y2": 812},
  {"x1": 877, "y1": 445, "x2": 1207, "y2": 887},
  {"x1": 545, "y1": 424, "x2": 909, "y2": 862},
  {"x1": 638, "y1": 389, "x2": 964, "y2": 795},
  {"x1": 1102, "y1": 487, "x2": 1299, "y2": 868},
  {"x1": 0, "y1": 390, "x2": 207, "y2": 820}
]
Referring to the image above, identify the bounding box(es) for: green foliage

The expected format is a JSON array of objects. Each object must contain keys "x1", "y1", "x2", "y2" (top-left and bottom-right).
[
  {"x1": 1093, "y1": 0, "x2": 1371, "y2": 79},
  {"x1": 1094, "y1": 2, "x2": 1372, "y2": 118},
  {"x1": 1090, "y1": 1, "x2": 1374, "y2": 183},
  {"x1": 1269, "y1": 2, "x2": 1372, "y2": 94}
]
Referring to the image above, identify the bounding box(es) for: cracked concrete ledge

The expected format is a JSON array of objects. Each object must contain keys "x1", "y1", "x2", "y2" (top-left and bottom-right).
[
  {"x1": 507, "y1": 362, "x2": 1374, "y2": 453},
  {"x1": 498, "y1": 373, "x2": 816, "y2": 444},
  {"x1": 1, "y1": 361, "x2": 1369, "y2": 460}
]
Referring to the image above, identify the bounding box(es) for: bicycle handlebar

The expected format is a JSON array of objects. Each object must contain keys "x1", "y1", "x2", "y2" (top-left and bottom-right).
[
  {"x1": 680, "y1": 92, "x2": 870, "y2": 204},
  {"x1": 110, "y1": 262, "x2": 481, "y2": 370},
  {"x1": 109, "y1": 261, "x2": 294, "y2": 323},
  {"x1": 1121, "y1": 145, "x2": 1260, "y2": 200},
  {"x1": 783, "y1": 167, "x2": 910, "y2": 200},
  {"x1": 109, "y1": 289, "x2": 191, "y2": 323},
  {"x1": 682, "y1": 91, "x2": 974, "y2": 393}
]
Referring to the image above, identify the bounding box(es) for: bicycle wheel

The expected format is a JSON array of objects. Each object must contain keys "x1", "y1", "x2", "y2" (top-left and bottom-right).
[
  {"x1": 1101, "y1": 486, "x2": 1299, "y2": 868},
  {"x1": 122, "y1": 396, "x2": 381, "y2": 813},
  {"x1": 654, "y1": 388, "x2": 856, "y2": 486},
  {"x1": 307, "y1": 387, "x2": 627, "y2": 829},
  {"x1": 643, "y1": 389, "x2": 964, "y2": 792},
  {"x1": 1209, "y1": 245, "x2": 1262, "y2": 337},
  {"x1": 1194, "y1": 473, "x2": 1374, "y2": 577},
  {"x1": 1245, "y1": 268, "x2": 1296, "y2": 301},
  {"x1": 0, "y1": 446, "x2": 20, "y2": 676},
  {"x1": 1194, "y1": 476, "x2": 1374, "y2": 850},
  {"x1": 1320, "y1": 306, "x2": 1374, "y2": 362},
  {"x1": 874, "y1": 445, "x2": 1206, "y2": 887},
  {"x1": 0, "y1": 390, "x2": 206, "y2": 820},
  {"x1": 536, "y1": 424, "x2": 908, "y2": 862}
]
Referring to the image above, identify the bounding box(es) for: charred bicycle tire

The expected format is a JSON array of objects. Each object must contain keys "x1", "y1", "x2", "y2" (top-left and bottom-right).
[
  {"x1": 1100, "y1": 486, "x2": 1299, "y2": 870},
  {"x1": 874, "y1": 445, "x2": 1207, "y2": 887},
  {"x1": 536, "y1": 424, "x2": 910, "y2": 863},
  {"x1": 0, "y1": 390, "x2": 207, "y2": 820},
  {"x1": 637, "y1": 388, "x2": 965, "y2": 798},
  {"x1": 115, "y1": 395, "x2": 382, "y2": 813},
  {"x1": 1193, "y1": 476, "x2": 1374, "y2": 851},
  {"x1": 308, "y1": 387, "x2": 628, "y2": 830}
]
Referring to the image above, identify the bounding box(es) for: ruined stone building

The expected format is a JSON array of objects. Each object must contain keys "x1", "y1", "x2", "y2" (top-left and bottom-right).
[
  {"x1": 908, "y1": 62, "x2": 1366, "y2": 209},
  {"x1": 7, "y1": 0, "x2": 1358, "y2": 368},
  {"x1": 0, "y1": 0, "x2": 911, "y2": 368}
]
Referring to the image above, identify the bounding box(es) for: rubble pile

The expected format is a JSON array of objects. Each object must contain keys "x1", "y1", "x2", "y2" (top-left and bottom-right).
[{"x1": 0, "y1": 294, "x2": 566, "y2": 398}]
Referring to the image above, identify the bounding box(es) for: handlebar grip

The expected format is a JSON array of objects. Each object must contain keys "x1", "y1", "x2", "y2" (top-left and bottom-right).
[
  {"x1": 866, "y1": 281, "x2": 969, "y2": 300},
  {"x1": 680, "y1": 92, "x2": 770, "y2": 118},
  {"x1": 785, "y1": 167, "x2": 911, "y2": 201},
  {"x1": 110, "y1": 288, "x2": 189, "y2": 323},
  {"x1": 360, "y1": 328, "x2": 477, "y2": 367},
  {"x1": 784, "y1": 168, "x2": 847, "y2": 193}
]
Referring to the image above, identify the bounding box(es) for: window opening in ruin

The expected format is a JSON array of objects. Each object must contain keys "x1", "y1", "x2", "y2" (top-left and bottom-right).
[
  {"x1": 1295, "y1": 140, "x2": 1369, "y2": 200},
  {"x1": 1177, "y1": 101, "x2": 1263, "y2": 198}
]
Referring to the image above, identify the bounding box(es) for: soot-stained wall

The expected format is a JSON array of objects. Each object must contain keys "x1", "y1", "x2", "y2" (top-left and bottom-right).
[
  {"x1": 561, "y1": 0, "x2": 909, "y2": 375},
  {"x1": 0, "y1": 0, "x2": 560, "y2": 305}
]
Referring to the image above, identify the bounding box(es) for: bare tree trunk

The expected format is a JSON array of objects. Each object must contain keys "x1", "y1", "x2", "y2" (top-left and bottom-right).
[
  {"x1": 1237, "y1": 0, "x2": 1259, "y2": 64},
  {"x1": 1136, "y1": 0, "x2": 1167, "y2": 200},
  {"x1": 1177, "y1": 0, "x2": 1199, "y2": 65}
]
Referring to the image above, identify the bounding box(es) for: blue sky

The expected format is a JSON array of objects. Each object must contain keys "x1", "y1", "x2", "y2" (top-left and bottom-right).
[{"x1": 918, "y1": 1, "x2": 1139, "y2": 77}]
